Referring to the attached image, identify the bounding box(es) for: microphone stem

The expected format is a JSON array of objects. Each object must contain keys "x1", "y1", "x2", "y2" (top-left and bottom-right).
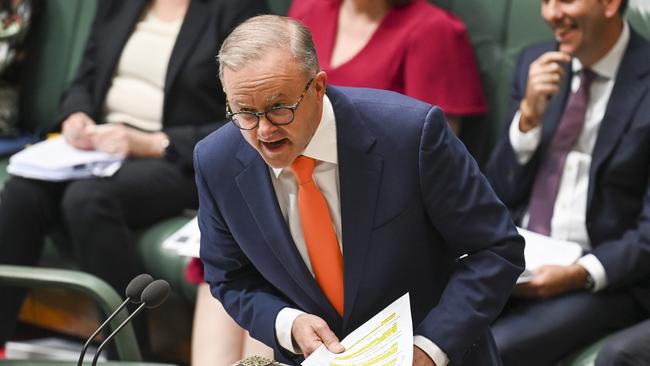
[
  {"x1": 91, "y1": 302, "x2": 147, "y2": 366},
  {"x1": 77, "y1": 297, "x2": 131, "y2": 366}
]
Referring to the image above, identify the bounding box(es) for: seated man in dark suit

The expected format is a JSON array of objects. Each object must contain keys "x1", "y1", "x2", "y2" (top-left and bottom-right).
[
  {"x1": 196, "y1": 14, "x2": 525, "y2": 366},
  {"x1": 486, "y1": 0, "x2": 650, "y2": 364}
]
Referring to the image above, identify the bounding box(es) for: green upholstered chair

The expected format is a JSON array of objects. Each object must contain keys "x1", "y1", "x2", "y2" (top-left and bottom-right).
[
  {"x1": 0, "y1": 265, "x2": 176, "y2": 366},
  {"x1": 0, "y1": 265, "x2": 141, "y2": 361},
  {"x1": 9, "y1": 0, "x2": 196, "y2": 303}
]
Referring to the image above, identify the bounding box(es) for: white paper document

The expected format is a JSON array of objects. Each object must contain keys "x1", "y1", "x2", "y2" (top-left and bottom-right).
[
  {"x1": 516, "y1": 227, "x2": 584, "y2": 283},
  {"x1": 162, "y1": 217, "x2": 200, "y2": 257},
  {"x1": 7, "y1": 136, "x2": 124, "y2": 181},
  {"x1": 303, "y1": 293, "x2": 413, "y2": 366}
]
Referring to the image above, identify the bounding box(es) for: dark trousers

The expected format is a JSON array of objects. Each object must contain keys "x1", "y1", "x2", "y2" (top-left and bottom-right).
[
  {"x1": 0, "y1": 158, "x2": 197, "y2": 345},
  {"x1": 491, "y1": 290, "x2": 647, "y2": 366},
  {"x1": 595, "y1": 318, "x2": 650, "y2": 366}
]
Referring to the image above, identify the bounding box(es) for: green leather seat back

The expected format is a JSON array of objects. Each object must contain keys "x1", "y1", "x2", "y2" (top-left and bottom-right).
[
  {"x1": 18, "y1": 0, "x2": 97, "y2": 135},
  {"x1": 628, "y1": 0, "x2": 650, "y2": 38},
  {"x1": 268, "y1": 0, "x2": 291, "y2": 15}
]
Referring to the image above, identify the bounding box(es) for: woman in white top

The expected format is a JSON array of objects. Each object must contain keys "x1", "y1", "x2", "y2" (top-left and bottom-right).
[{"x1": 0, "y1": 0, "x2": 268, "y2": 361}]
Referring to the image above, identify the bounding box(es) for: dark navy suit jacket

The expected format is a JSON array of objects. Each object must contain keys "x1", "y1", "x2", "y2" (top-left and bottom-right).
[
  {"x1": 196, "y1": 86, "x2": 524, "y2": 365},
  {"x1": 486, "y1": 29, "x2": 650, "y2": 311}
]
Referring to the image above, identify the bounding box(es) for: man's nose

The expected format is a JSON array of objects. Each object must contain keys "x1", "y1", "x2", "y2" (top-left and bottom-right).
[{"x1": 257, "y1": 114, "x2": 278, "y2": 139}]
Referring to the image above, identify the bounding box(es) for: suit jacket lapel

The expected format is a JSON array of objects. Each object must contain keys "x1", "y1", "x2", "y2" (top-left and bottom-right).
[
  {"x1": 97, "y1": 0, "x2": 148, "y2": 104},
  {"x1": 234, "y1": 87, "x2": 384, "y2": 329},
  {"x1": 164, "y1": 0, "x2": 209, "y2": 100},
  {"x1": 234, "y1": 141, "x2": 337, "y2": 320},
  {"x1": 327, "y1": 88, "x2": 383, "y2": 331},
  {"x1": 588, "y1": 31, "x2": 650, "y2": 209}
]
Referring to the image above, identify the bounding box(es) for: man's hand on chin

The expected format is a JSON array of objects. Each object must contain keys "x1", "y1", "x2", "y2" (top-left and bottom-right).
[
  {"x1": 291, "y1": 314, "x2": 344, "y2": 358},
  {"x1": 413, "y1": 345, "x2": 436, "y2": 366}
]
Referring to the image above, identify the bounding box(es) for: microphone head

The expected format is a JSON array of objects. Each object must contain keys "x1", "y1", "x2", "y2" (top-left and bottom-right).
[
  {"x1": 125, "y1": 274, "x2": 154, "y2": 303},
  {"x1": 140, "y1": 279, "x2": 171, "y2": 309}
]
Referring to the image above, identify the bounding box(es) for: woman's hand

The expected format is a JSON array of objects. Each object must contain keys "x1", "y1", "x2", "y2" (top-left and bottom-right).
[
  {"x1": 90, "y1": 123, "x2": 169, "y2": 157},
  {"x1": 62, "y1": 112, "x2": 96, "y2": 150}
]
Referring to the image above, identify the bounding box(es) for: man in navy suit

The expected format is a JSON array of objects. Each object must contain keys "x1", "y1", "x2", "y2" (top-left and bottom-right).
[
  {"x1": 196, "y1": 15, "x2": 524, "y2": 366},
  {"x1": 486, "y1": 0, "x2": 650, "y2": 364}
]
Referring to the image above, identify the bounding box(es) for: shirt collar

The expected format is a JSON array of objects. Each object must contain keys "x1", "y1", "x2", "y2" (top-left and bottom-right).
[
  {"x1": 271, "y1": 94, "x2": 338, "y2": 178},
  {"x1": 572, "y1": 21, "x2": 630, "y2": 80}
]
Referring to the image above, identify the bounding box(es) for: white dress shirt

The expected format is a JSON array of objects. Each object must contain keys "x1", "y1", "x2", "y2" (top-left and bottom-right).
[
  {"x1": 509, "y1": 22, "x2": 630, "y2": 292},
  {"x1": 272, "y1": 96, "x2": 449, "y2": 365}
]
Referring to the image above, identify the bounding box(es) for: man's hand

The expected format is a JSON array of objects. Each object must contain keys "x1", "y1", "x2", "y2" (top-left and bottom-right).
[
  {"x1": 519, "y1": 51, "x2": 571, "y2": 132},
  {"x1": 62, "y1": 112, "x2": 96, "y2": 150},
  {"x1": 514, "y1": 264, "x2": 588, "y2": 299},
  {"x1": 291, "y1": 314, "x2": 344, "y2": 358},
  {"x1": 413, "y1": 345, "x2": 437, "y2": 366}
]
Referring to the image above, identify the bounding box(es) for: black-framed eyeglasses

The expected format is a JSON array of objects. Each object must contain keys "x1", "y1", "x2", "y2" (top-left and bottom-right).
[{"x1": 225, "y1": 78, "x2": 314, "y2": 130}]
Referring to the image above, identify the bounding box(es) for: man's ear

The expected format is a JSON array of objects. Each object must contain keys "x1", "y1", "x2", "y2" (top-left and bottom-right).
[
  {"x1": 313, "y1": 71, "x2": 328, "y2": 98},
  {"x1": 602, "y1": 0, "x2": 623, "y2": 18}
]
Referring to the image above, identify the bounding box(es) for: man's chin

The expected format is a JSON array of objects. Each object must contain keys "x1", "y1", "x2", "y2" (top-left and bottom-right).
[
  {"x1": 260, "y1": 153, "x2": 297, "y2": 170},
  {"x1": 558, "y1": 43, "x2": 576, "y2": 55}
]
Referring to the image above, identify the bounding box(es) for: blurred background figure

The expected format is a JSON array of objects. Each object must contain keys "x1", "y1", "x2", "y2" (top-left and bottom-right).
[
  {"x1": 0, "y1": 0, "x2": 34, "y2": 138},
  {"x1": 289, "y1": 0, "x2": 487, "y2": 135},
  {"x1": 190, "y1": 282, "x2": 273, "y2": 366},
  {"x1": 0, "y1": 0, "x2": 266, "y2": 359},
  {"x1": 486, "y1": 0, "x2": 650, "y2": 364}
]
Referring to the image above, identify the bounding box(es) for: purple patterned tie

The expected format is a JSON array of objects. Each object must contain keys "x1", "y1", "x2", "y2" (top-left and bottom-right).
[{"x1": 527, "y1": 69, "x2": 597, "y2": 236}]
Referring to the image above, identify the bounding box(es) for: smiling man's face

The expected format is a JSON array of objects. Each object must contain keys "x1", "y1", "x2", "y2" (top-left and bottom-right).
[
  {"x1": 223, "y1": 49, "x2": 326, "y2": 169},
  {"x1": 541, "y1": 0, "x2": 621, "y2": 65}
]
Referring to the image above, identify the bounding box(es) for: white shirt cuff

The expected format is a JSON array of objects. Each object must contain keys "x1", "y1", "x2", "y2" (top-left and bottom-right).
[
  {"x1": 577, "y1": 254, "x2": 608, "y2": 292},
  {"x1": 414, "y1": 335, "x2": 449, "y2": 366},
  {"x1": 275, "y1": 307, "x2": 306, "y2": 354},
  {"x1": 509, "y1": 110, "x2": 542, "y2": 164}
]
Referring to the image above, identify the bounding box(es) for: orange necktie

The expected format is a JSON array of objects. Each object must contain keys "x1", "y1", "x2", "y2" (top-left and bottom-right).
[{"x1": 291, "y1": 155, "x2": 344, "y2": 315}]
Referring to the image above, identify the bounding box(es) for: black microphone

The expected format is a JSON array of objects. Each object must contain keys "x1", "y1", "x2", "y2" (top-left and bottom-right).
[
  {"x1": 77, "y1": 274, "x2": 154, "y2": 366},
  {"x1": 91, "y1": 279, "x2": 171, "y2": 366}
]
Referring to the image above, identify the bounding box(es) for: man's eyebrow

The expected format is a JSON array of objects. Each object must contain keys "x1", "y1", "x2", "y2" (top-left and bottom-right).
[
  {"x1": 234, "y1": 93, "x2": 291, "y2": 110},
  {"x1": 266, "y1": 92, "x2": 288, "y2": 103}
]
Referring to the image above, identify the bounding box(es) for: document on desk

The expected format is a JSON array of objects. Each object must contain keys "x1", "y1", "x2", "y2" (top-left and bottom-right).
[
  {"x1": 516, "y1": 227, "x2": 584, "y2": 283},
  {"x1": 162, "y1": 216, "x2": 200, "y2": 257},
  {"x1": 302, "y1": 293, "x2": 412, "y2": 366},
  {"x1": 7, "y1": 136, "x2": 124, "y2": 181}
]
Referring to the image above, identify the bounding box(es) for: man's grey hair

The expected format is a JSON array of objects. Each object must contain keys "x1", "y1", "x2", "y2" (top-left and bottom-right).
[{"x1": 217, "y1": 15, "x2": 320, "y2": 84}]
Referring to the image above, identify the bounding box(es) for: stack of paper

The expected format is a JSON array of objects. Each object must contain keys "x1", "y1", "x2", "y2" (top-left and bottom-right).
[
  {"x1": 516, "y1": 227, "x2": 584, "y2": 283},
  {"x1": 7, "y1": 136, "x2": 124, "y2": 181},
  {"x1": 304, "y1": 293, "x2": 413, "y2": 366},
  {"x1": 163, "y1": 216, "x2": 200, "y2": 258}
]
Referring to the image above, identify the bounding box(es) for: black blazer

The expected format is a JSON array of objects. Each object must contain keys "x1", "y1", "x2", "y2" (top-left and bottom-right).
[
  {"x1": 56, "y1": 0, "x2": 268, "y2": 170},
  {"x1": 486, "y1": 29, "x2": 650, "y2": 311}
]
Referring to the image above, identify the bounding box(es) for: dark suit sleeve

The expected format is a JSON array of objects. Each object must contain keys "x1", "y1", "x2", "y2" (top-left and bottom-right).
[
  {"x1": 194, "y1": 143, "x2": 294, "y2": 352},
  {"x1": 485, "y1": 48, "x2": 543, "y2": 212},
  {"x1": 416, "y1": 107, "x2": 525, "y2": 364},
  {"x1": 55, "y1": 0, "x2": 111, "y2": 126},
  {"x1": 590, "y1": 89, "x2": 650, "y2": 288},
  {"x1": 594, "y1": 176, "x2": 650, "y2": 288}
]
